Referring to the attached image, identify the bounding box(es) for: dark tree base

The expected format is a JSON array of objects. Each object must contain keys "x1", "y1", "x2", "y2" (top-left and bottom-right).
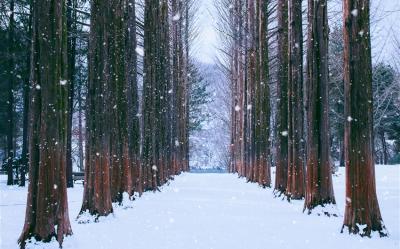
[{"x1": 341, "y1": 223, "x2": 388, "y2": 238}]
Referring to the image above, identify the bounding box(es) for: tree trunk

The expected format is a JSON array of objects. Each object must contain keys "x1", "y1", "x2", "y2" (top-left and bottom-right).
[
  {"x1": 108, "y1": 0, "x2": 133, "y2": 203},
  {"x1": 254, "y1": 0, "x2": 271, "y2": 187},
  {"x1": 274, "y1": 0, "x2": 289, "y2": 195},
  {"x1": 19, "y1": 0, "x2": 72, "y2": 246},
  {"x1": 20, "y1": 1, "x2": 32, "y2": 187},
  {"x1": 304, "y1": 0, "x2": 336, "y2": 213},
  {"x1": 286, "y1": 0, "x2": 305, "y2": 200},
  {"x1": 66, "y1": 0, "x2": 77, "y2": 188},
  {"x1": 380, "y1": 131, "x2": 387, "y2": 165},
  {"x1": 77, "y1": 83, "x2": 84, "y2": 172},
  {"x1": 125, "y1": 0, "x2": 141, "y2": 195},
  {"x1": 80, "y1": 0, "x2": 113, "y2": 216},
  {"x1": 342, "y1": 0, "x2": 387, "y2": 237},
  {"x1": 6, "y1": 0, "x2": 15, "y2": 186}
]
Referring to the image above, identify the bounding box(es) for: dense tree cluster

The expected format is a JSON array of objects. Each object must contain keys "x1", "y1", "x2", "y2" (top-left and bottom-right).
[
  {"x1": 219, "y1": 0, "x2": 392, "y2": 237},
  {"x1": 0, "y1": 0, "x2": 397, "y2": 247},
  {"x1": 0, "y1": 0, "x2": 202, "y2": 247}
]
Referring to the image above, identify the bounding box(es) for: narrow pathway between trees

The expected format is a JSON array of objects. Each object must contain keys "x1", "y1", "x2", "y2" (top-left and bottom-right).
[{"x1": 1, "y1": 167, "x2": 398, "y2": 249}]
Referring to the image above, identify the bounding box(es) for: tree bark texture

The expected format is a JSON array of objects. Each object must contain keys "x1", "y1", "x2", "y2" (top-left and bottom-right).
[
  {"x1": 19, "y1": 0, "x2": 72, "y2": 246},
  {"x1": 286, "y1": 0, "x2": 305, "y2": 200},
  {"x1": 274, "y1": 0, "x2": 289, "y2": 195},
  {"x1": 304, "y1": 0, "x2": 336, "y2": 213},
  {"x1": 342, "y1": 0, "x2": 387, "y2": 237}
]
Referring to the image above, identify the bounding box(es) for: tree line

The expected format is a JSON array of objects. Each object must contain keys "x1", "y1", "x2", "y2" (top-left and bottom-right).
[
  {"x1": 0, "y1": 0, "x2": 398, "y2": 247},
  {"x1": 218, "y1": 0, "x2": 397, "y2": 238},
  {"x1": 0, "y1": 0, "x2": 203, "y2": 247}
]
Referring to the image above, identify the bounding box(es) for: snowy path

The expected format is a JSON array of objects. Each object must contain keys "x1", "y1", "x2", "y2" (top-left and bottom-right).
[{"x1": 0, "y1": 166, "x2": 399, "y2": 249}]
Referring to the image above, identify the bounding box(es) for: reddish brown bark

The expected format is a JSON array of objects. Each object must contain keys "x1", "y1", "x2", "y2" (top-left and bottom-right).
[
  {"x1": 80, "y1": 0, "x2": 113, "y2": 216},
  {"x1": 304, "y1": 0, "x2": 336, "y2": 213},
  {"x1": 342, "y1": 0, "x2": 387, "y2": 237},
  {"x1": 274, "y1": 0, "x2": 289, "y2": 195},
  {"x1": 19, "y1": 0, "x2": 72, "y2": 247},
  {"x1": 255, "y1": 0, "x2": 271, "y2": 187},
  {"x1": 108, "y1": 0, "x2": 134, "y2": 203},
  {"x1": 286, "y1": 0, "x2": 305, "y2": 200}
]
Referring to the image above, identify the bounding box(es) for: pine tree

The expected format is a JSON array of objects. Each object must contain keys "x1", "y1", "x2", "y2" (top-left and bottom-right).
[{"x1": 189, "y1": 62, "x2": 211, "y2": 133}]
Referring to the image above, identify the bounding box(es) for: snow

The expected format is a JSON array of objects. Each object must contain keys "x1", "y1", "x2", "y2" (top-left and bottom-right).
[
  {"x1": 172, "y1": 13, "x2": 181, "y2": 21},
  {"x1": 0, "y1": 165, "x2": 399, "y2": 249},
  {"x1": 135, "y1": 47, "x2": 144, "y2": 57}
]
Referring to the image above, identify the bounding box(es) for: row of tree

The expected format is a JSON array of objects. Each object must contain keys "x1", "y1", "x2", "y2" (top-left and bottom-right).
[
  {"x1": 0, "y1": 0, "x2": 89, "y2": 187},
  {"x1": 222, "y1": 0, "x2": 389, "y2": 237},
  {"x1": 0, "y1": 0, "x2": 198, "y2": 247}
]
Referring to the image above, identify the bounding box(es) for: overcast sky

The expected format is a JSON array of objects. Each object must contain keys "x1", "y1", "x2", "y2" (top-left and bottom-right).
[{"x1": 193, "y1": 0, "x2": 400, "y2": 65}]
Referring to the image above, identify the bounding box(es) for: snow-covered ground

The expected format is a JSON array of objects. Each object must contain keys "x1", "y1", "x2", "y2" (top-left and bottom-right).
[{"x1": 0, "y1": 165, "x2": 399, "y2": 249}]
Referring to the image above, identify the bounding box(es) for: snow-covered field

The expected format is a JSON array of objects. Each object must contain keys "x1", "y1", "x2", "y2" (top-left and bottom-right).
[{"x1": 0, "y1": 165, "x2": 399, "y2": 249}]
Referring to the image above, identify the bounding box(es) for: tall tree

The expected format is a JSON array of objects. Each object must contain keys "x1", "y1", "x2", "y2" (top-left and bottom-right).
[
  {"x1": 66, "y1": 0, "x2": 77, "y2": 188},
  {"x1": 125, "y1": 0, "x2": 142, "y2": 195},
  {"x1": 143, "y1": 0, "x2": 173, "y2": 190},
  {"x1": 304, "y1": 0, "x2": 335, "y2": 213},
  {"x1": 286, "y1": 0, "x2": 305, "y2": 200},
  {"x1": 19, "y1": 0, "x2": 72, "y2": 246},
  {"x1": 80, "y1": 0, "x2": 113, "y2": 216},
  {"x1": 20, "y1": 1, "x2": 33, "y2": 187},
  {"x1": 274, "y1": 0, "x2": 289, "y2": 195},
  {"x1": 108, "y1": 0, "x2": 134, "y2": 203},
  {"x1": 342, "y1": 0, "x2": 387, "y2": 236},
  {"x1": 6, "y1": 0, "x2": 15, "y2": 186},
  {"x1": 254, "y1": 0, "x2": 271, "y2": 187}
]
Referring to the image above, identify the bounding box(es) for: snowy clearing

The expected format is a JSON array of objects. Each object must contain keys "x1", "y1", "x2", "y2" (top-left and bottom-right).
[{"x1": 0, "y1": 165, "x2": 399, "y2": 249}]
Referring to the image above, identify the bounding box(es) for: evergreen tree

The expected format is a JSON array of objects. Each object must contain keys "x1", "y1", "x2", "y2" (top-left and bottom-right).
[{"x1": 189, "y1": 62, "x2": 211, "y2": 133}]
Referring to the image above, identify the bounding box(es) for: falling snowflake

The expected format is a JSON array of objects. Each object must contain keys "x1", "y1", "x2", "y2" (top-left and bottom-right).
[
  {"x1": 35, "y1": 85, "x2": 41, "y2": 90},
  {"x1": 351, "y1": 9, "x2": 358, "y2": 17},
  {"x1": 172, "y1": 13, "x2": 181, "y2": 21},
  {"x1": 60, "y1": 80, "x2": 67, "y2": 86},
  {"x1": 235, "y1": 105, "x2": 241, "y2": 112},
  {"x1": 347, "y1": 116, "x2": 353, "y2": 122},
  {"x1": 152, "y1": 165, "x2": 158, "y2": 171},
  {"x1": 281, "y1": 131, "x2": 288, "y2": 137}
]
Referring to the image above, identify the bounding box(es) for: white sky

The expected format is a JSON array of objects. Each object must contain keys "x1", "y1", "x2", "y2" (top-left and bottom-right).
[
  {"x1": 193, "y1": 0, "x2": 400, "y2": 65},
  {"x1": 193, "y1": 0, "x2": 218, "y2": 64}
]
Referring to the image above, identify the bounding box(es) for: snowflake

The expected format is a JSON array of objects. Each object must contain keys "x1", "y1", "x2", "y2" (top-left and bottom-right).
[{"x1": 172, "y1": 13, "x2": 181, "y2": 21}]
